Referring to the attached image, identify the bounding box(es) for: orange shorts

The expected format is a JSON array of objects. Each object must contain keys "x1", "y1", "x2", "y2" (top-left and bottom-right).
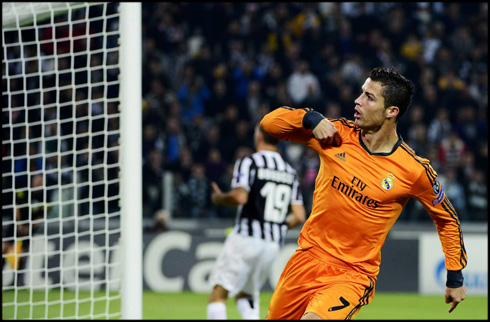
[{"x1": 266, "y1": 247, "x2": 375, "y2": 320}]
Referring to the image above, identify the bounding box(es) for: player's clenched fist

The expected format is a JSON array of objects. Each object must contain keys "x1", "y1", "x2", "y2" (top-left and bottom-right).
[{"x1": 312, "y1": 119, "x2": 342, "y2": 147}]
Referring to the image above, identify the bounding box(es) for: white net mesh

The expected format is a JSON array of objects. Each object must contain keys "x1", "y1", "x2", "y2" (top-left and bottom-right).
[{"x1": 2, "y1": 2, "x2": 123, "y2": 319}]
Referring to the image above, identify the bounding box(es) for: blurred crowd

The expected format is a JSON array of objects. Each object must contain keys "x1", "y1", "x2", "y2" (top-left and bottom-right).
[
  {"x1": 2, "y1": 3, "x2": 488, "y2": 237},
  {"x1": 140, "y1": 3, "x2": 487, "y2": 223}
]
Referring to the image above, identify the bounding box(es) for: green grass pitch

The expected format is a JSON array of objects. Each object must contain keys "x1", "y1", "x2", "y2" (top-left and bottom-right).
[{"x1": 2, "y1": 290, "x2": 487, "y2": 319}]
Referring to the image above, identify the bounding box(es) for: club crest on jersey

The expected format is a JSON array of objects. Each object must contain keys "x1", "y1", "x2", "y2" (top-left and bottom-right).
[{"x1": 381, "y1": 173, "x2": 395, "y2": 190}]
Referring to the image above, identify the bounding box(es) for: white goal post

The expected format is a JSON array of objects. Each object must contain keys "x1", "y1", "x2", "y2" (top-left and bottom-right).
[{"x1": 2, "y1": 2, "x2": 142, "y2": 319}]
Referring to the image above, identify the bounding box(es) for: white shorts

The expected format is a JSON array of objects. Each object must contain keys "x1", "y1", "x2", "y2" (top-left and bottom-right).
[{"x1": 209, "y1": 230, "x2": 280, "y2": 299}]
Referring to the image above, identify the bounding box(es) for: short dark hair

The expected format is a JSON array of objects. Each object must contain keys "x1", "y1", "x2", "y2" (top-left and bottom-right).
[
  {"x1": 258, "y1": 125, "x2": 280, "y2": 146},
  {"x1": 369, "y1": 67, "x2": 414, "y2": 122}
]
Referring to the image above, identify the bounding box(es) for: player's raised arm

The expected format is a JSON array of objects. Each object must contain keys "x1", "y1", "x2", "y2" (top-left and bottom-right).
[{"x1": 260, "y1": 106, "x2": 341, "y2": 150}]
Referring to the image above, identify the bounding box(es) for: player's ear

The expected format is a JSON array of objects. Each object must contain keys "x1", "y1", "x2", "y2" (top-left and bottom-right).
[{"x1": 386, "y1": 105, "x2": 399, "y2": 120}]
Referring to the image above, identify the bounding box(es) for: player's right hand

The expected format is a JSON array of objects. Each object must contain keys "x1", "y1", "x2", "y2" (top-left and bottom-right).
[
  {"x1": 211, "y1": 181, "x2": 222, "y2": 204},
  {"x1": 445, "y1": 285, "x2": 466, "y2": 313},
  {"x1": 312, "y1": 119, "x2": 342, "y2": 147}
]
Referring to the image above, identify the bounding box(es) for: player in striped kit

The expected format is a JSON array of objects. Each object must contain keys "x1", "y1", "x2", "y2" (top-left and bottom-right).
[{"x1": 207, "y1": 123, "x2": 306, "y2": 320}]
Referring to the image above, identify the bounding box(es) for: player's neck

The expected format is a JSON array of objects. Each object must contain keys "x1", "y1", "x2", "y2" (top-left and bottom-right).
[
  {"x1": 257, "y1": 143, "x2": 277, "y2": 152},
  {"x1": 360, "y1": 125, "x2": 399, "y2": 154}
]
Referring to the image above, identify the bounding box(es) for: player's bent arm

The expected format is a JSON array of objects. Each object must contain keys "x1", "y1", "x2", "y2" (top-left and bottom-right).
[
  {"x1": 211, "y1": 182, "x2": 249, "y2": 207},
  {"x1": 261, "y1": 107, "x2": 340, "y2": 149},
  {"x1": 286, "y1": 203, "x2": 306, "y2": 229},
  {"x1": 260, "y1": 107, "x2": 318, "y2": 143}
]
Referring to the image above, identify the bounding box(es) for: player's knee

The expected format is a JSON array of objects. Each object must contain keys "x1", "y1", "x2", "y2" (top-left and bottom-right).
[
  {"x1": 209, "y1": 284, "x2": 229, "y2": 303},
  {"x1": 235, "y1": 291, "x2": 253, "y2": 301},
  {"x1": 301, "y1": 312, "x2": 323, "y2": 320}
]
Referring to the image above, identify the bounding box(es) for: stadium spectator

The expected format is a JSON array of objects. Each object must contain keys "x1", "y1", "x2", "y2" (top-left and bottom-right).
[
  {"x1": 177, "y1": 73, "x2": 211, "y2": 125},
  {"x1": 454, "y1": 105, "x2": 485, "y2": 152},
  {"x1": 465, "y1": 169, "x2": 488, "y2": 222},
  {"x1": 2, "y1": 174, "x2": 45, "y2": 270},
  {"x1": 287, "y1": 60, "x2": 321, "y2": 107},
  {"x1": 144, "y1": 78, "x2": 173, "y2": 115},
  {"x1": 418, "y1": 84, "x2": 441, "y2": 114},
  {"x1": 142, "y1": 122, "x2": 164, "y2": 162},
  {"x1": 401, "y1": 103, "x2": 425, "y2": 148},
  {"x1": 13, "y1": 141, "x2": 42, "y2": 189},
  {"x1": 438, "y1": 131, "x2": 468, "y2": 169},
  {"x1": 151, "y1": 209, "x2": 169, "y2": 233},
  {"x1": 336, "y1": 83, "x2": 357, "y2": 115},
  {"x1": 262, "y1": 62, "x2": 287, "y2": 101},
  {"x1": 186, "y1": 115, "x2": 209, "y2": 163},
  {"x1": 427, "y1": 107, "x2": 452, "y2": 145},
  {"x1": 186, "y1": 163, "x2": 212, "y2": 219},
  {"x1": 244, "y1": 80, "x2": 266, "y2": 122},
  {"x1": 231, "y1": 59, "x2": 266, "y2": 113},
  {"x1": 228, "y1": 120, "x2": 255, "y2": 156},
  {"x1": 170, "y1": 172, "x2": 191, "y2": 219},
  {"x1": 162, "y1": 117, "x2": 187, "y2": 170},
  {"x1": 268, "y1": 82, "x2": 294, "y2": 112},
  {"x1": 175, "y1": 146, "x2": 194, "y2": 181},
  {"x1": 439, "y1": 168, "x2": 468, "y2": 220},
  {"x1": 205, "y1": 148, "x2": 227, "y2": 186},
  {"x1": 406, "y1": 123, "x2": 429, "y2": 158},
  {"x1": 339, "y1": 53, "x2": 366, "y2": 88},
  {"x1": 190, "y1": 42, "x2": 217, "y2": 87},
  {"x1": 207, "y1": 123, "x2": 306, "y2": 320},
  {"x1": 206, "y1": 79, "x2": 234, "y2": 120},
  {"x1": 475, "y1": 139, "x2": 488, "y2": 178},
  {"x1": 142, "y1": 149, "x2": 165, "y2": 220}
]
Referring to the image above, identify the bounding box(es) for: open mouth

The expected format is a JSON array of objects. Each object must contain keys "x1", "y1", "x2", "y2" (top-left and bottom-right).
[{"x1": 354, "y1": 108, "x2": 361, "y2": 119}]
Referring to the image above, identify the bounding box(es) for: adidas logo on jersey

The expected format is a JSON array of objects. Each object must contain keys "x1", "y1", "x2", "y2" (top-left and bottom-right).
[{"x1": 334, "y1": 152, "x2": 346, "y2": 162}]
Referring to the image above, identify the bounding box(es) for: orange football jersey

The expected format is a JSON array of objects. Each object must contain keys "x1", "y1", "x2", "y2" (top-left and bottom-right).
[{"x1": 261, "y1": 107, "x2": 467, "y2": 278}]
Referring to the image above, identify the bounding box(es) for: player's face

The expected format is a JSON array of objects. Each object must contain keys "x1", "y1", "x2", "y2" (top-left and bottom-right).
[{"x1": 353, "y1": 78, "x2": 387, "y2": 130}]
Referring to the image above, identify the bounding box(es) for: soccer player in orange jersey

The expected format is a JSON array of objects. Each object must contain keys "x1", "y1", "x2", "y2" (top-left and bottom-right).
[{"x1": 260, "y1": 67, "x2": 467, "y2": 320}]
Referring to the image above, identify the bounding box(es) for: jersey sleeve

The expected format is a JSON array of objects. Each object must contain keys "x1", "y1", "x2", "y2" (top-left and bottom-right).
[
  {"x1": 230, "y1": 157, "x2": 253, "y2": 191},
  {"x1": 260, "y1": 106, "x2": 323, "y2": 152},
  {"x1": 411, "y1": 163, "x2": 468, "y2": 271}
]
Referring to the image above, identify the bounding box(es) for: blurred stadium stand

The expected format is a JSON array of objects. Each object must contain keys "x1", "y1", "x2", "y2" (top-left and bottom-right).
[{"x1": 3, "y1": 3, "x2": 486, "y2": 230}]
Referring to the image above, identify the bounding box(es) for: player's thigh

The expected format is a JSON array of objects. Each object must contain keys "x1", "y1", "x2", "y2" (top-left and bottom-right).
[
  {"x1": 209, "y1": 232, "x2": 263, "y2": 296},
  {"x1": 266, "y1": 249, "x2": 317, "y2": 320},
  {"x1": 241, "y1": 240, "x2": 279, "y2": 298},
  {"x1": 267, "y1": 249, "x2": 374, "y2": 320},
  {"x1": 305, "y1": 279, "x2": 372, "y2": 320}
]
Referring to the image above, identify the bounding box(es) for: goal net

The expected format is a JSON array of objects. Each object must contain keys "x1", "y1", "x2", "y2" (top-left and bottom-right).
[{"x1": 2, "y1": 2, "x2": 142, "y2": 319}]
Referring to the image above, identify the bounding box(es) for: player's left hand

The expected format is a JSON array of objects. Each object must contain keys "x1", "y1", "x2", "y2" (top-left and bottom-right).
[{"x1": 445, "y1": 285, "x2": 466, "y2": 313}]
